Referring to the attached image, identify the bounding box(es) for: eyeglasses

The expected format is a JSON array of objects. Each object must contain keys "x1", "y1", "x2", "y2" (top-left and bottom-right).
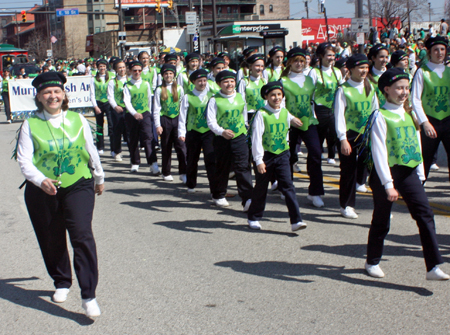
[{"x1": 133, "y1": 69, "x2": 142, "y2": 72}]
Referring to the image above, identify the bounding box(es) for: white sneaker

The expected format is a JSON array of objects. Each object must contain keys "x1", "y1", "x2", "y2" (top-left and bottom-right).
[
  {"x1": 248, "y1": 220, "x2": 261, "y2": 230},
  {"x1": 98, "y1": 150, "x2": 104, "y2": 155},
  {"x1": 356, "y1": 183, "x2": 368, "y2": 193},
  {"x1": 187, "y1": 188, "x2": 195, "y2": 193},
  {"x1": 293, "y1": 163, "x2": 301, "y2": 173},
  {"x1": 114, "y1": 154, "x2": 123, "y2": 162},
  {"x1": 298, "y1": 151, "x2": 304, "y2": 156},
  {"x1": 291, "y1": 222, "x2": 307, "y2": 231},
  {"x1": 365, "y1": 262, "x2": 385, "y2": 278},
  {"x1": 52, "y1": 288, "x2": 70, "y2": 303},
  {"x1": 7, "y1": 119, "x2": 11, "y2": 124},
  {"x1": 270, "y1": 180, "x2": 278, "y2": 192},
  {"x1": 307, "y1": 195, "x2": 324, "y2": 208},
  {"x1": 213, "y1": 198, "x2": 230, "y2": 207},
  {"x1": 327, "y1": 158, "x2": 336, "y2": 165},
  {"x1": 243, "y1": 199, "x2": 252, "y2": 212},
  {"x1": 163, "y1": 175, "x2": 174, "y2": 181},
  {"x1": 229, "y1": 171, "x2": 236, "y2": 179},
  {"x1": 130, "y1": 164, "x2": 139, "y2": 173},
  {"x1": 426, "y1": 266, "x2": 450, "y2": 280},
  {"x1": 430, "y1": 163, "x2": 439, "y2": 171},
  {"x1": 179, "y1": 174, "x2": 187, "y2": 184},
  {"x1": 340, "y1": 206, "x2": 358, "y2": 219},
  {"x1": 110, "y1": 151, "x2": 115, "y2": 158},
  {"x1": 150, "y1": 162, "x2": 161, "y2": 175},
  {"x1": 82, "y1": 298, "x2": 101, "y2": 317}
]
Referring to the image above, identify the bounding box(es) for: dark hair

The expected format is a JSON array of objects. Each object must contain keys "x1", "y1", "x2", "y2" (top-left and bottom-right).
[
  {"x1": 95, "y1": 63, "x2": 109, "y2": 82},
  {"x1": 35, "y1": 93, "x2": 70, "y2": 112},
  {"x1": 114, "y1": 60, "x2": 126, "y2": 88},
  {"x1": 266, "y1": 50, "x2": 285, "y2": 81},
  {"x1": 317, "y1": 45, "x2": 340, "y2": 88}
]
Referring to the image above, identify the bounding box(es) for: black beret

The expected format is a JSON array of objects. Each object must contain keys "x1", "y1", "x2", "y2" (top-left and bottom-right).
[
  {"x1": 185, "y1": 53, "x2": 200, "y2": 63},
  {"x1": 164, "y1": 53, "x2": 178, "y2": 62},
  {"x1": 243, "y1": 46, "x2": 259, "y2": 57},
  {"x1": 390, "y1": 50, "x2": 408, "y2": 66},
  {"x1": 209, "y1": 57, "x2": 226, "y2": 68},
  {"x1": 109, "y1": 56, "x2": 120, "y2": 64},
  {"x1": 346, "y1": 54, "x2": 369, "y2": 69},
  {"x1": 128, "y1": 61, "x2": 143, "y2": 70},
  {"x1": 215, "y1": 70, "x2": 236, "y2": 84},
  {"x1": 218, "y1": 52, "x2": 230, "y2": 59},
  {"x1": 378, "y1": 68, "x2": 410, "y2": 94},
  {"x1": 189, "y1": 69, "x2": 208, "y2": 82},
  {"x1": 32, "y1": 72, "x2": 67, "y2": 92},
  {"x1": 368, "y1": 44, "x2": 388, "y2": 59},
  {"x1": 268, "y1": 46, "x2": 285, "y2": 57},
  {"x1": 316, "y1": 42, "x2": 333, "y2": 56},
  {"x1": 287, "y1": 47, "x2": 307, "y2": 60},
  {"x1": 161, "y1": 64, "x2": 176, "y2": 76},
  {"x1": 335, "y1": 58, "x2": 347, "y2": 69},
  {"x1": 96, "y1": 59, "x2": 108, "y2": 67},
  {"x1": 246, "y1": 53, "x2": 265, "y2": 64},
  {"x1": 261, "y1": 81, "x2": 284, "y2": 98},
  {"x1": 425, "y1": 36, "x2": 448, "y2": 50}
]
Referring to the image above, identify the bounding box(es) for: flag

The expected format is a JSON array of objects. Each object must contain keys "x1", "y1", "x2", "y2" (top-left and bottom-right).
[{"x1": 51, "y1": 35, "x2": 57, "y2": 43}]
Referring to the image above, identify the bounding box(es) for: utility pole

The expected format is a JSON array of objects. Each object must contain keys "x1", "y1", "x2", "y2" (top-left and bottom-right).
[
  {"x1": 212, "y1": 0, "x2": 217, "y2": 52},
  {"x1": 428, "y1": 2, "x2": 431, "y2": 22},
  {"x1": 357, "y1": 0, "x2": 364, "y2": 53},
  {"x1": 15, "y1": 11, "x2": 20, "y2": 49},
  {"x1": 407, "y1": 0, "x2": 411, "y2": 31},
  {"x1": 305, "y1": 0, "x2": 309, "y2": 19},
  {"x1": 118, "y1": 0, "x2": 124, "y2": 58}
]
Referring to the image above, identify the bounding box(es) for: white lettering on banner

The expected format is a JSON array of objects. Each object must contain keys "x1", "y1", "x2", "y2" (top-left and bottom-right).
[
  {"x1": 9, "y1": 76, "x2": 93, "y2": 112},
  {"x1": 316, "y1": 24, "x2": 351, "y2": 41}
]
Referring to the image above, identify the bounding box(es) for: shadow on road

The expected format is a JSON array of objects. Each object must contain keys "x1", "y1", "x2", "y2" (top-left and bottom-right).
[
  {"x1": 214, "y1": 261, "x2": 433, "y2": 296},
  {"x1": 0, "y1": 277, "x2": 94, "y2": 325}
]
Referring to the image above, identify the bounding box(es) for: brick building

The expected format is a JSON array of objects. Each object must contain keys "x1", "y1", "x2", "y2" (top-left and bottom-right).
[{"x1": 2, "y1": 7, "x2": 38, "y2": 50}]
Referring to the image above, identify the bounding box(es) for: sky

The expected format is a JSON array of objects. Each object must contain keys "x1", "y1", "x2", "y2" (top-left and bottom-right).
[{"x1": 0, "y1": 0, "x2": 447, "y2": 21}]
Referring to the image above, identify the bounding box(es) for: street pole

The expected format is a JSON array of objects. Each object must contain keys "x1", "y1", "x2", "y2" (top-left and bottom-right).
[
  {"x1": 357, "y1": 0, "x2": 364, "y2": 53},
  {"x1": 305, "y1": 0, "x2": 309, "y2": 19},
  {"x1": 324, "y1": 6, "x2": 329, "y2": 42},
  {"x1": 212, "y1": 0, "x2": 217, "y2": 52},
  {"x1": 15, "y1": 11, "x2": 20, "y2": 49},
  {"x1": 118, "y1": 0, "x2": 124, "y2": 58},
  {"x1": 428, "y1": 3, "x2": 431, "y2": 22}
]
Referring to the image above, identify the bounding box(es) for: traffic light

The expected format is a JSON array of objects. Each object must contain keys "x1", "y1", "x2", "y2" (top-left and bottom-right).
[
  {"x1": 21, "y1": 10, "x2": 27, "y2": 23},
  {"x1": 168, "y1": 0, "x2": 174, "y2": 10},
  {"x1": 155, "y1": 0, "x2": 161, "y2": 13}
]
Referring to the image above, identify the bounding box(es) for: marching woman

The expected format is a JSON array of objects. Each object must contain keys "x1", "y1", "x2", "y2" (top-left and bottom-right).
[
  {"x1": 309, "y1": 42, "x2": 343, "y2": 166},
  {"x1": 263, "y1": 46, "x2": 285, "y2": 83},
  {"x1": 206, "y1": 70, "x2": 253, "y2": 210},
  {"x1": 390, "y1": 50, "x2": 412, "y2": 81},
  {"x1": 1, "y1": 69, "x2": 12, "y2": 123},
  {"x1": 334, "y1": 54, "x2": 378, "y2": 219},
  {"x1": 154, "y1": 64, "x2": 187, "y2": 182},
  {"x1": 123, "y1": 61, "x2": 155, "y2": 173},
  {"x1": 207, "y1": 57, "x2": 226, "y2": 94},
  {"x1": 237, "y1": 53, "x2": 267, "y2": 122},
  {"x1": 368, "y1": 44, "x2": 389, "y2": 110},
  {"x1": 16, "y1": 72, "x2": 104, "y2": 317},
  {"x1": 280, "y1": 47, "x2": 325, "y2": 208},
  {"x1": 247, "y1": 82, "x2": 307, "y2": 231},
  {"x1": 178, "y1": 69, "x2": 215, "y2": 193},
  {"x1": 217, "y1": 52, "x2": 236, "y2": 73},
  {"x1": 90, "y1": 59, "x2": 113, "y2": 155},
  {"x1": 365, "y1": 67, "x2": 449, "y2": 280},
  {"x1": 411, "y1": 36, "x2": 450, "y2": 181},
  {"x1": 177, "y1": 53, "x2": 200, "y2": 93}
]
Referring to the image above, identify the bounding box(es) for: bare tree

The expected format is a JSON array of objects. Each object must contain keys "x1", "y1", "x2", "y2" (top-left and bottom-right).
[
  {"x1": 25, "y1": 30, "x2": 48, "y2": 62},
  {"x1": 94, "y1": 32, "x2": 113, "y2": 58},
  {"x1": 64, "y1": 29, "x2": 84, "y2": 59}
]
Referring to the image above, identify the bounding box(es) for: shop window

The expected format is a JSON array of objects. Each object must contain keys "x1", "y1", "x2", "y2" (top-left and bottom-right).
[
  {"x1": 95, "y1": 10, "x2": 100, "y2": 20},
  {"x1": 95, "y1": 27, "x2": 100, "y2": 33},
  {"x1": 269, "y1": 5, "x2": 273, "y2": 12},
  {"x1": 227, "y1": 6, "x2": 231, "y2": 14},
  {"x1": 260, "y1": 5, "x2": 264, "y2": 15}
]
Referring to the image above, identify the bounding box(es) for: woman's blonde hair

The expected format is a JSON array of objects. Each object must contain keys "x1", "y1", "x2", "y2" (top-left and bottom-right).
[
  {"x1": 161, "y1": 79, "x2": 179, "y2": 102},
  {"x1": 280, "y1": 55, "x2": 305, "y2": 78}
]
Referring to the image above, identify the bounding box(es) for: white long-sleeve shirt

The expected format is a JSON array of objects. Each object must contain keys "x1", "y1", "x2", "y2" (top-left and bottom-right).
[
  {"x1": 262, "y1": 66, "x2": 281, "y2": 82},
  {"x1": 251, "y1": 104, "x2": 295, "y2": 166},
  {"x1": 411, "y1": 61, "x2": 446, "y2": 125},
  {"x1": 371, "y1": 102, "x2": 425, "y2": 189},
  {"x1": 107, "y1": 75, "x2": 127, "y2": 109},
  {"x1": 176, "y1": 69, "x2": 194, "y2": 88},
  {"x1": 17, "y1": 110, "x2": 104, "y2": 188},
  {"x1": 123, "y1": 78, "x2": 152, "y2": 116},
  {"x1": 178, "y1": 88, "x2": 209, "y2": 138},
  {"x1": 206, "y1": 91, "x2": 248, "y2": 136},
  {"x1": 334, "y1": 78, "x2": 379, "y2": 141},
  {"x1": 153, "y1": 82, "x2": 185, "y2": 128},
  {"x1": 90, "y1": 75, "x2": 106, "y2": 107},
  {"x1": 142, "y1": 66, "x2": 158, "y2": 92}
]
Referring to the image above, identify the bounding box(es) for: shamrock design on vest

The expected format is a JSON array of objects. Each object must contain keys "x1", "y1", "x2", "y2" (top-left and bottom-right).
[
  {"x1": 401, "y1": 145, "x2": 421, "y2": 164},
  {"x1": 53, "y1": 156, "x2": 76, "y2": 176},
  {"x1": 196, "y1": 113, "x2": 208, "y2": 129},
  {"x1": 435, "y1": 95, "x2": 448, "y2": 113},
  {"x1": 271, "y1": 136, "x2": 286, "y2": 152}
]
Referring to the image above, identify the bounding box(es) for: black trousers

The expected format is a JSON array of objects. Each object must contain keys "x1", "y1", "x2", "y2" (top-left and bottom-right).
[
  {"x1": 110, "y1": 107, "x2": 126, "y2": 154},
  {"x1": 125, "y1": 111, "x2": 154, "y2": 165},
  {"x1": 421, "y1": 115, "x2": 450, "y2": 181},
  {"x1": 186, "y1": 130, "x2": 215, "y2": 192},
  {"x1": 160, "y1": 115, "x2": 187, "y2": 176},
  {"x1": 315, "y1": 105, "x2": 337, "y2": 159},
  {"x1": 95, "y1": 101, "x2": 113, "y2": 151},
  {"x1": 289, "y1": 125, "x2": 324, "y2": 196},
  {"x1": 338, "y1": 130, "x2": 368, "y2": 208},
  {"x1": 212, "y1": 134, "x2": 253, "y2": 205},
  {"x1": 248, "y1": 150, "x2": 302, "y2": 223},
  {"x1": 367, "y1": 165, "x2": 443, "y2": 272},
  {"x1": 2, "y1": 92, "x2": 11, "y2": 121},
  {"x1": 24, "y1": 178, "x2": 98, "y2": 299}
]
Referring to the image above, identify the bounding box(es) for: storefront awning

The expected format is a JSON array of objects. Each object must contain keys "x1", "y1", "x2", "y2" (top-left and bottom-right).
[{"x1": 212, "y1": 35, "x2": 263, "y2": 41}]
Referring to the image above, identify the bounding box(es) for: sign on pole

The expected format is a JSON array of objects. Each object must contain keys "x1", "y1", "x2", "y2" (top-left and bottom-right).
[
  {"x1": 356, "y1": 32, "x2": 365, "y2": 44},
  {"x1": 351, "y1": 18, "x2": 370, "y2": 33},
  {"x1": 187, "y1": 25, "x2": 196, "y2": 35},
  {"x1": 56, "y1": 8, "x2": 79, "y2": 17},
  {"x1": 185, "y1": 11, "x2": 197, "y2": 25},
  {"x1": 47, "y1": 49, "x2": 52, "y2": 57}
]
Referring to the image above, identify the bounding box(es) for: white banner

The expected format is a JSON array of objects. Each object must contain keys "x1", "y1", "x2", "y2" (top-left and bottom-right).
[{"x1": 9, "y1": 75, "x2": 93, "y2": 112}]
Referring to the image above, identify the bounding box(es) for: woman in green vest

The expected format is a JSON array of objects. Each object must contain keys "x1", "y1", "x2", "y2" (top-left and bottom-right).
[
  {"x1": 207, "y1": 57, "x2": 226, "y2": 94},
  {"x1": 217, "y1": 52, "x2": 236, "y2": 73},
  {"x1": 90, "y1": 59, "x2": 113, "y2": 155},
  {"x1": 138, "y1": 51, "x2": 157, "y2": 94},
  {"x1": 178, "y1": 69, "x2": 215, "y2": 193},
  {"x1": 390, "y1": 50, "x2": 413, "y2": 82},
  {"x1": 16, "y1": 72, "x2": 105, "y2": 317},
  {"x1": 280, "y1": 47, "x2": 325, "y2": 208},
  {"x1": 264, "y1": 46, "x2": 285, "y2": 82},
  {"x1": 1, "y1": 69, "x2": 12, "y2": 123},
  {"x1": 177, "y1": 53, "x2": 200, "y2": 93},
  {"x1": 334, "y1": 54, "x2": 378, "y2": 219},
  {"x1": 365, "y1": 67, "x2": 448, "y2": 280},
  {"x1": 411, "y1": 36, "x2": 450, "y2": 180},
  {"x1": 368, "y1": 44, "x2": 389, "y2": 108},
  {"x1": 154, "y1": 64, "x2": 187, "y2": 182}
]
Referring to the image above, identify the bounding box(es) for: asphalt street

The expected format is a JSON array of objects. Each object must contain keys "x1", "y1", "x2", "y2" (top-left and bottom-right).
[{"x1": 1, "y1": 119, "x2": 450, "y2": 334}]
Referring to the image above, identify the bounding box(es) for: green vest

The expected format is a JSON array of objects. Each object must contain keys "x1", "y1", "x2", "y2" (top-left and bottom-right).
[
  {"x1": 91, "y1": 69, "x2": 97, "y2": 76},
  {"x1": 108, "y1": 71, "x2": 116, "y2": 79},
  {"x1": 267, "y1": 67, "x2": 282, "y2": 82},
  {"x1": 243, "y1": 77, "x2": 266, "y2": 111},
  {"x1": 141, "y1": 68, "x2": 155, "y2": 95},
  {"x1": 186, "y1": 91, "x2": 213, "y2": 133},
  {"x1": 126, "y1": 81, "x2": 150, "y2": 113},
  {"x1": 28, "y1": 112, "x2": 92, "y2": 188},
  {"x1": 281, "y1": 76, "x2": 317, "y2": 131},
  {"x1": 160, "y1": 86, "x2": 182, "y2": 118},
  {"x1": 342, "y1": 82, "x2": 376, "y2": 133},
  {"x1": 181, "y1": 70, "x2": 195, "y2": 93},
  {"x1": 421, "y1": 65, "x2": 450, "y2": 120},
  {"x1": 208, "y1": 79, "x2": 221, "y2": 95},
  {"x1": 215, "y1": 92, "x2": 247, "y2": 137},
  {"x1": 313, "y1": 67, "x2": 340, "y2": 109},
  {"x1": 2, "y1": 77, "x2": 9, "y2": 92},
  {"x1": 94, "y1": 77, "x2": 110, "y2": 103},
  {"x1": 260, "y1": 107, "x2": 289, "y2": 155},
  {"x1": 371, "y1": 72, "x2": 387, "y2": 108},
  {"x1": 380, "y1": 108, "x2": 423, "y2": 168},
  {"x1": 113, "y1": 78, "x2": 126, "y2": 108}
]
